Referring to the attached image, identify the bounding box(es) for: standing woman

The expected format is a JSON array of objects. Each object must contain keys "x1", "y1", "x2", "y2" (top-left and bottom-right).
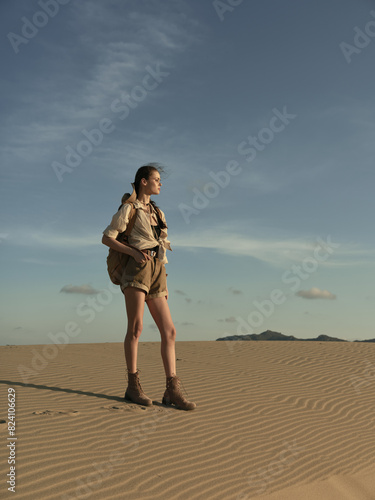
[{"x1": 102, "y1": 164, "x2": 196, "y2": 410}]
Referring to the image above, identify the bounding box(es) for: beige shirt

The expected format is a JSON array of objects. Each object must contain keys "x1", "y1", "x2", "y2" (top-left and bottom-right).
[{"x1": 102, "y1": 200, "x2": 172, "y2": 264}]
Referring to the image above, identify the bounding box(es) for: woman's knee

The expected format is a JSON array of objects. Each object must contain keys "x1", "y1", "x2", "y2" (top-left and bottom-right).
[
  {"x1": 162, "y1": 324, "x2": 176, "y2": 343},
  {"x1": 126, "y1": 320, "x2": 143, "y2": 340}
]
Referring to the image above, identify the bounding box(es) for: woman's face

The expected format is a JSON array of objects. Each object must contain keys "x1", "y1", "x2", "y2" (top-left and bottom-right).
[{"x1": 144, "y1": 171, "x2": 162, "y2": 195}]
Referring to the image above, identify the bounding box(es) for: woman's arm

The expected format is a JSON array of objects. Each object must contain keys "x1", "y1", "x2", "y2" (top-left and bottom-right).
[
  {"x1": 102, "y1": 235, "x2": 137, "y2": 256},
  {"x1": 102, "y1": 235, "x2": 151, "y2": 263}
]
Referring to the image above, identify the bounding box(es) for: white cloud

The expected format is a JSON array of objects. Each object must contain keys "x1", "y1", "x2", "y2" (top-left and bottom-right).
[
  {"x1": 218, "y1": 316, "x2": 236, "y2": 323},
  {"x1": 66, "y1": 0, "x2": 205, "y2": 111},
  {"x1": 1, "y1": 0, "x2": 205, "y2": 164},
  {"x1": 8, "y1": 225, "x2": 375, "y2": 272},
  {"x1": 60, "y1": 284, "x2": 99, "y2": 295},
  {"x1": 296, "y1": 287, "x2": 336, "y2": 300},
  {"x1": 10, "y1": 230, "x2": 98, "y2": 249},
  {"x1": 171, "y1": 227, "x2": 374, "y2": 268}
]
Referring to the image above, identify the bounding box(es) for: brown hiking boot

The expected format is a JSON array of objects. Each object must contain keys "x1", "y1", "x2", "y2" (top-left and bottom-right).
[
  {"x1": 162, "y1": 375, "x2": 196, "y2": 411},
  {"x1": 124, "y1": 370, "x2": 152, "y2": 406}
]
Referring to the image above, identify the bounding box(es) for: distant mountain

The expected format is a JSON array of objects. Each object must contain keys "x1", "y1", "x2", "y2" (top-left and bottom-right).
[
  {"x1": 354, "y1": 339, "x2": 375, "y2": 343},
  {"x1": 216, "y1": 330, "x2": 347, "y2": 342},
  {"x1": 304, "y1": 334, "x2": 346, "y2": 342}
]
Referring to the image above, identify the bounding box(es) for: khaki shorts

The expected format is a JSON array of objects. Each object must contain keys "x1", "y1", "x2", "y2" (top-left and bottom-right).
[{"x1": 121, "y1": 255, "x2": 167, "y2": 300}]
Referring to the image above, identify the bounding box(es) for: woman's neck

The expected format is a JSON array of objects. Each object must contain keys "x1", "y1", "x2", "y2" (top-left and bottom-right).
[{"x1": 137, "y1": 194, "x2": 151, "y2": 205}]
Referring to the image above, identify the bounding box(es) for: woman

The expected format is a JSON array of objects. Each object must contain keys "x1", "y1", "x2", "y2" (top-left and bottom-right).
[{"x1": 102, "y1": 164, "x2": 196, "y2": 411}]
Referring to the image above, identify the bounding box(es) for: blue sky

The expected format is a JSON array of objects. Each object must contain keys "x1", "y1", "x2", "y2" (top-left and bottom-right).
[{"x1": 1, "y1": 0, "x2": 374, "y2": 346}]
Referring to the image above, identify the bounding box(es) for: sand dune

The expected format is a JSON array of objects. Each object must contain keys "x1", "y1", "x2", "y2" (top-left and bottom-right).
[{"x1": 1, "y1": 340, "x2": 375, "y2": 499}]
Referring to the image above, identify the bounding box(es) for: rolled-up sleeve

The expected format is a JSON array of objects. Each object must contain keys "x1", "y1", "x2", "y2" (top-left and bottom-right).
[{"x1": 102, "y1": 204, "x2": 132, "y2": 239}]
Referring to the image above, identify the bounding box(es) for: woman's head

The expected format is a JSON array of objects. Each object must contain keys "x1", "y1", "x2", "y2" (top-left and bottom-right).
[
  {"x1": 134, "y1": 163, "x2": 164, "y2": 197},
  {"x1": 131, "y1": 163, "x2": 167, "y2": 229}
]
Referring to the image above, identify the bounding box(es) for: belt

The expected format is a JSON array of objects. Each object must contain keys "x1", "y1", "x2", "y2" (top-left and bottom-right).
[{"x1": 143, "y1": 247, "x2": 158, "y2": 257}]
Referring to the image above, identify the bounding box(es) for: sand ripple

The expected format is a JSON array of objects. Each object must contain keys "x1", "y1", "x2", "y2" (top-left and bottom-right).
[{"x1": 1, "y1": 341, "x2": 375, "y2": 499}]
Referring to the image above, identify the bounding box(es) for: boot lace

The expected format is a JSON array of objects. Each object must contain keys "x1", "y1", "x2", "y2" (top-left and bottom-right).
[{"x1": 167, "y1": 375, "x2": 190, "y2": 401}]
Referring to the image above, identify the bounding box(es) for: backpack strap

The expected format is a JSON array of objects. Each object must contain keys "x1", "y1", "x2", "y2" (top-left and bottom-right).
[{"x1": 123, "y1": 202, "x2": 137, "y2": 239}]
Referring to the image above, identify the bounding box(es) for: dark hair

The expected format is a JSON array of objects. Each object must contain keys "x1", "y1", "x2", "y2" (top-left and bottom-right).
[{"x1": 133, "y1": 163, "x2": 167, "y2": 230}]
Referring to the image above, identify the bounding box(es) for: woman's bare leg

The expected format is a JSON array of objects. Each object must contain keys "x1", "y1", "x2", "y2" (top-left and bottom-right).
[
  {"x1": 146, "y1": 296, "x2": 176, "y2": 377},
  {"x1": 147, "y1": 296, "x2": 196, "y2": 410},
  {"x1": 124, "y1": 287, "x2": 146, "y2": 373}
]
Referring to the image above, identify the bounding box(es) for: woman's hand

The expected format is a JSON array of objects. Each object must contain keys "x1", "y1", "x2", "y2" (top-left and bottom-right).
[{"x1": 132, "y1": 248, "x2": 152, "y2": 264}]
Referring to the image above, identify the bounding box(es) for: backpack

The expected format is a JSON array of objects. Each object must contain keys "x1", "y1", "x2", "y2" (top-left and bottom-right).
[{"x1": 106, "y1": 201, "x2": 138, "y2": 285}]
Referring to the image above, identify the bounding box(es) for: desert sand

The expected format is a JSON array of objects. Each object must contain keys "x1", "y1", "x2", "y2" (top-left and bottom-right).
[{"x1": 1, "y1": 340, "x2": 375, "y2": 499}]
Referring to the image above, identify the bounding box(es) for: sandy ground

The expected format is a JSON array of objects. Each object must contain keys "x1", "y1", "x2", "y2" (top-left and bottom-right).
[{"x1": 1, "y1": 340, "x2": 375, "y2": 499}]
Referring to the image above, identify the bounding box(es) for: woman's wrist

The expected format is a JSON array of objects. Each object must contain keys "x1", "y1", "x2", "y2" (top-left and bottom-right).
[{"x1": 129, "y1": 247, "x2": 140, "y2": 258}]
